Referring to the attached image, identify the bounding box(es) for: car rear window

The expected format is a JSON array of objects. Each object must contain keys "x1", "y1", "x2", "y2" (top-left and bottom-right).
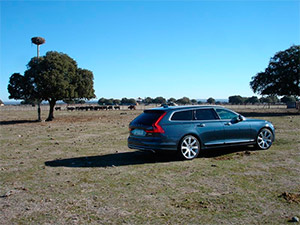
[
  {"x1": 131, "y1": 110, "x2": 165, "y2": 126},
  {"x1": 195, "y1": 109, "x2": 218, "y2": 120},
  {"x1": 171, "y1": 110, "x2": 193, "y2": 121}
]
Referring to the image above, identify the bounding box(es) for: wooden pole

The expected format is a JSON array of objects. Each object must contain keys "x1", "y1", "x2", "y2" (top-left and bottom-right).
[{"x1": 37, "y1": 44, "x2": 41, "y2": 122}]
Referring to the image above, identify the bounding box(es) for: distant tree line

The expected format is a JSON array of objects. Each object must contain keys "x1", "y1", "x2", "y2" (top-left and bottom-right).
[
  {"x1": 96, "y1": 96, "x2": 219, "y2": 105},
  {"x1": 97, "y1": 95, "x2": 298, "y2": 106},
  {"x1": 228, "y1": 95, "x2": 298, "y2": 105}
]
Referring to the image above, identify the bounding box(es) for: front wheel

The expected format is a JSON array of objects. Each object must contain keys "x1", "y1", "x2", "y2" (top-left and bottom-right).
[
  {"x1": 179, "y1": 135, "x2": 200, "y2": 160},
  {"x1": 256, "y1": 128, "x2": 273, "y2": 150}
]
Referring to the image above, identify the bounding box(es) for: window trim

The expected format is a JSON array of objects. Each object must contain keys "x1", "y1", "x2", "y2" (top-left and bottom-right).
[{"x1": 169, "y1": 108, "x2": 222, "y2": 122}]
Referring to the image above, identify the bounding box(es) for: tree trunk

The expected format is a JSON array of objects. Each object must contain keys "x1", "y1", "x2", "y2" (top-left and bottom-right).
[
  {"x1": 46, "y1": 99, "x2": 56, "y2": 121},
  {"x1": 37, "y1": 101, "x2": 42, "y2": 122}
]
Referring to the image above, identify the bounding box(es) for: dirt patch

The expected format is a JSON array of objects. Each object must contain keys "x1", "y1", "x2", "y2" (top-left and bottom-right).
[
  {"x1": 172, "y1": 198, "x2": 212, "y2": 210},
  {"x1": 214, "y1": 151, "x2": 255, "y2": 161},
  {"x1": 279, "y1": 192, "x2": 300, "y2": 204}
]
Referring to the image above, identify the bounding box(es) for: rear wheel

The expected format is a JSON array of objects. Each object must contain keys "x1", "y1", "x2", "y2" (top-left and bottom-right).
[
  {"x1": 179, "y1": 135, "x2": 200, "y2": 160},
  {"x1": 256, "y1": 128, "x2": 273, "y2": 150}
]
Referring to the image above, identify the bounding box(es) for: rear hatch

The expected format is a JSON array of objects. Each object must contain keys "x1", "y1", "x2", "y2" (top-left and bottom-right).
[{"x1": 129, "y1": 110, "x2": 166, "y2": 137}]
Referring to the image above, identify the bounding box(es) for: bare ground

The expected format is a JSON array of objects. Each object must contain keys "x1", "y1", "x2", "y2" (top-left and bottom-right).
[{"x1": 0, "y1": 108, "x2": 299, "y2": 224}]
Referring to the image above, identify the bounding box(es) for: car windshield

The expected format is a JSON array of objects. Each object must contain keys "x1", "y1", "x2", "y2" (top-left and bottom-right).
[{"x1": 131, "y1": 110, "x2": 165, "y2": 126}]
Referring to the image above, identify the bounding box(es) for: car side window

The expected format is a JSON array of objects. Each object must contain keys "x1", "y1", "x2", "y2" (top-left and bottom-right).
[
  {"x1": 195, "y1": 109, "x2": 218, "y2": 120},
  {"x1": 171, "y1": 110, "x2": 193, "y2": 121},
  {"x1": 216, "y1": 109, "x2": 237, "y2": 120}
]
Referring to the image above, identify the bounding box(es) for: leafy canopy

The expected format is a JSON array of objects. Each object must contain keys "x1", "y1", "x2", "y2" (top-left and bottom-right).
[
  {"x1": 8, "y1": 51, "x2": 95, "y2": 121},
  {"x1": 250, "y1": 45, "x2": 300, "y2": 97}
]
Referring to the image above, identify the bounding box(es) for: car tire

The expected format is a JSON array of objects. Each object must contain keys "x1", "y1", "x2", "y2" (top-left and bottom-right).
[
  {"x1": 256, "y1": 128, "x2": 273, "y2": 150},
  {"x1": 178, "y1": 135, "x2": 200, "y2": 160}
]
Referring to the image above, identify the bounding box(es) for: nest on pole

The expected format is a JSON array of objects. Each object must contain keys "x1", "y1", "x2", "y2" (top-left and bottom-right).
[{"x1": 31, "y1": 37, "x2": 46, "y2": 45}]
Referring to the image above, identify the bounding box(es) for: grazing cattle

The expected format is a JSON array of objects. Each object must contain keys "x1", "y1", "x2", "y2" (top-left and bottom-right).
[
  {"x1": 128, "y1": 105, "x2": 136, "y2": 110},
  {"x1": 107, "y1": 106, "x2": 113, "y2": 110},
  {"x1": 67, "y1": 106, "x2": 75, "y2": 111},
  {"x1": 93, "y1": 106, "x2": 102, "y2": 111},
  {"x1": 55, "y1": 107, "x2": 61, "y2": 111},
  {"x1": 114, "y1": 106, "x2": 120, "y2": 110}
]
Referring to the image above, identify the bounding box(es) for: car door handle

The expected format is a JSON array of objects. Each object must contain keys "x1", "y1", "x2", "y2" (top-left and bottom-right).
[
  {"x1": 197, "y1": 124, "x2": 205, "y2": 127},
  {"x1": 224, "y1": 122, "x2": 231, "y2": 126}
]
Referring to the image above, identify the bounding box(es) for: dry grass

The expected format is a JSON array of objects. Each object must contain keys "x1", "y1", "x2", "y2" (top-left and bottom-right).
[{"x1": 0, "y1": 108, "x2": 299, "y2": 224}]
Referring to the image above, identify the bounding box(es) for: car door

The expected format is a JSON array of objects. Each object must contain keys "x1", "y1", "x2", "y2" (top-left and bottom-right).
[
  {"x1": 215, "y1": 108, "x2": 252, "y2": 144},
  {"x1": 194, "y1": 108, "x2": 225, "y2": 147}
]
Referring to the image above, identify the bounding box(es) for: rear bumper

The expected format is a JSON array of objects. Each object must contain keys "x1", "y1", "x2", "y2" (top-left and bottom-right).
[{"x1": 127, "y1": 136, "x2": 177, "y2": 151}]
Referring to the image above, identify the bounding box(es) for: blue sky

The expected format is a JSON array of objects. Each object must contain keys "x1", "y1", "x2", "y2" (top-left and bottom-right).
[{"x1": 1, "y1": 1, "x2": 299, "y2": 102}]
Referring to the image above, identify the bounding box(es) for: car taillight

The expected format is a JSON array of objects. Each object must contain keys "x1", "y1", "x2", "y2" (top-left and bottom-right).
[{"x1": 145, "y1": 112, "x2": 167, "y2": 133}]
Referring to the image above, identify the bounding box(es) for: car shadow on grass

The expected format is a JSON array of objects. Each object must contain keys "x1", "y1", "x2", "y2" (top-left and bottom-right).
[
  {"x1": 45, "y1": 146, "x2": 256, "y2": 168},
  {"x1": 0, "y1": 120, "x2": 40, "y2": 125}
]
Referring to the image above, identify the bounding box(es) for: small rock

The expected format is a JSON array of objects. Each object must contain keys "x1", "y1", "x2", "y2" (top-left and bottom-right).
[
  {"x1": 1, "y1": 190, "x2": 14, "y2": 198},
  {"x1": 18, "y1": 135, "x2": 22, "y2": 138}
]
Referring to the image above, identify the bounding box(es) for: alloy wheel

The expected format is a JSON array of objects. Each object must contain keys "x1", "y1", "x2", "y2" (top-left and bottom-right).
[
  {"x1": 257, "y1": 128, "x2": 273, "y2": 150},
  {"x1": 180, "y1": 135, "x2": 200, "y2": 160}
]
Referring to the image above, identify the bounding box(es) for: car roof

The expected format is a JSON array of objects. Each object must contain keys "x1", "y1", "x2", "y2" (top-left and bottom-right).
[{"x1": 146, "y1": 105, "x2": 226, "y2": 112}]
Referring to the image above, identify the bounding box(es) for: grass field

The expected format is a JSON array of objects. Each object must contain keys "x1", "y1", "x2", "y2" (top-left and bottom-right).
[{"x1": 0, "y1": 108, "x2": 299, "y2": 224}]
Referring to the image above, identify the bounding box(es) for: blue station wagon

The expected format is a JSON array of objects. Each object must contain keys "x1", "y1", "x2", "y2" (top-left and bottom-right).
[{"x1": 128, "y1": 105, "x2": 275, "y2": 160}]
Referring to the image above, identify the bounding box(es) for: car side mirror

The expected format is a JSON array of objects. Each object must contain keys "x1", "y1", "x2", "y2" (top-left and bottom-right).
[
  {"x1": 232, "y1": 115, "x2": 244, "y2": 123},
  {"x1": 237, "y1": 115, "x2": 244, "y2": 122}
]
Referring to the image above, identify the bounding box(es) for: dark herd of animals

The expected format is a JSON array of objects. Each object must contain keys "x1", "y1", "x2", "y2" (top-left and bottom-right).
[{"x1": 55, "y1": 105, "x2": 136, "y2": 111}]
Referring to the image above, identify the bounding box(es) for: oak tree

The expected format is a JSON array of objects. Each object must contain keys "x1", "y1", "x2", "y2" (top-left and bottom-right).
[{"x1": 8, "y1": 51, "x2": 95, "y2": 121}]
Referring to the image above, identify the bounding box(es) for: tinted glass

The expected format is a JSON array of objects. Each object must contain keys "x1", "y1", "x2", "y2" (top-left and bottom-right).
[
  {"x1": 171, "y1": 110, "x2": 193, "y2": 121},
  {"x1": 131, "y1": 110, "x2": 165, "y2": 126},
  {"x1": 195, "y1": 109, "x2": 218, "y2": 120},
  {"x1": 216, "y1": 109, "x2": 237, "y2": 120}
]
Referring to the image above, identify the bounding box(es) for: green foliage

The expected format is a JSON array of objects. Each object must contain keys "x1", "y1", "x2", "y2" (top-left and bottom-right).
[
  {"x1": 206, "y1": 97, "x2": 215, "y2": 104},
  {"x1": 176, "y1": 97, "x2": 191, "y2": 105},
  {"x1": 280, "y1": 96, "x2": 297, "y2": 103},
  {"x1": 260, "y1": 95, "x2": 279, "y2": 104},
  {"x1": 7, "y1": 51, "x2": 95, "y2": 121},
  {"x1": 245, "y1": 96, "x2": 260, "y2": 105},
  {"x1": 121, "y1": 98, "x2": 136, "y2": 105},
  {"x1": 250, "y1": 45, "x2": 300, "y2": 97},
  {"x1": 64, "y1": 99, "x2": 86, "y2": 104},
  {"x1": 113, "y1": 99, "x2": 121, "y2": 105},
  {"x1": 153, "y1": 97, "x2": 166, "y2": 104},
  {"x1": 144, "y1": 97, "x2": 153, "y2": 104},
  {"x1": 20, "y1": 99, "x2": 37, "y2": 105},
  {"x1": 98, "y1": 98, "x2": 115, "y2": 105},
  {"x1": 167, "y1": 98, "x2": 176, "y2": 103},
  {"x1": 191, "y1": 99, "x2": 198, "y2": 104},
  {"x1": 229, "y1": 95, "x2": 244, "y2": 105}
]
